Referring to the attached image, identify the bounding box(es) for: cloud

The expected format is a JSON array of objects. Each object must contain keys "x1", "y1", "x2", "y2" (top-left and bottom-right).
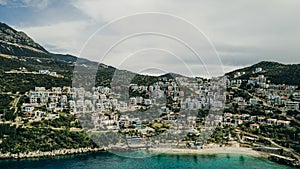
[
  {"x1": 18, "y1": 21, "x2": 92, "y2": 55},
  {"x1": 0, "y1": 0, "x2": 7, "y2": 5},
  {"x1": 0, "y1": 0, "x2": 51, "y2": 9},
  {"x1": 70, "y1": 1, "x2": 300, "y2": 63},
  {"x1": 4, "y1": 0, "x2": 300, "y2": 76},
  {"x1": 72, "y1": 0, "x2": 158, "y2": 22},
  {"x1": 22, "y1": 0, "x2": 50, "y2": 9}
]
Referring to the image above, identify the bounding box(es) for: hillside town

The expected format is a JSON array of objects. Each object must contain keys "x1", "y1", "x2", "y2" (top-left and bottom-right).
[
  {"x1": 10, "y1": 67, "x2": 298, "y2": 132},
  {"x1": 0, "y1": 67, "x2": 300, "y2": 166},
  {"x1": 16, "y1": 76, "x2": 226, "y2": 134},
  {"x1": 1, "y1": 4, "x2": 300, "y2": 167}
]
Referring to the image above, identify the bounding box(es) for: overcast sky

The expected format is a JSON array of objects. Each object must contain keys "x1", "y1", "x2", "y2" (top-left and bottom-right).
[{"x1": 1, "y1": 0, "x2": 300, "y2": 77}]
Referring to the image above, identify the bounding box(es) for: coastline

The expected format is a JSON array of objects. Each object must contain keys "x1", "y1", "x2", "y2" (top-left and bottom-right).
[
  {"x1": 148, "y1": 147, "x2": 265, "y2": 158},
  {"x1": 0, "y1": 146, "x2": 265, "y2": 160},
  {"x1": 2, "y1": 146, "x2": 298, "y2": 167},
  {"x1": 0, "y1": 147, "x2": 104, "y2": 159}
]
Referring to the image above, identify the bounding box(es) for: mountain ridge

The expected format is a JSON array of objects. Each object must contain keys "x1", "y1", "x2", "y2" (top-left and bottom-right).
[
  {"x1": 0, "y1": 22, "x2": 48, "y2": 54},
  {"x1": 0, "y1": 21, "x2": 300, "y2": 90},
  {"x1": 226, "y1": 61, "x2": 300, "y2": 86}
]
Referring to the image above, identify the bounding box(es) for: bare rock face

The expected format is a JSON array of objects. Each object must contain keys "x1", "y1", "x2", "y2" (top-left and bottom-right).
[
  {"x1": 0, "y1": 22, "x2": 47, "y2": 53},
  {"x1": 0, "y1": 22, "x2": 48, "y2": 55},
  {"x1": 0, "y1": 22, "x2": 81, "y2": 63}
]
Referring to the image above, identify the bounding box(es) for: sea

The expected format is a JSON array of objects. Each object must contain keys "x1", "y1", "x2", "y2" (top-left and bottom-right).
[{"x1": 0, "y1": 151, "x2": 293, "y2": 169}]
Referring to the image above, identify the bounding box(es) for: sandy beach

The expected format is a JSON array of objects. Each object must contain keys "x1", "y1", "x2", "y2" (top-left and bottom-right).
[{"x1": 148, "y1": 147, "x2": 263, "y2": 157}]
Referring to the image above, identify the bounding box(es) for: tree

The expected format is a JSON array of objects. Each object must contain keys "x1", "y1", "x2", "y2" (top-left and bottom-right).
[{"x1": 3, "y1": 109, "x2": 16, "y2": 121}]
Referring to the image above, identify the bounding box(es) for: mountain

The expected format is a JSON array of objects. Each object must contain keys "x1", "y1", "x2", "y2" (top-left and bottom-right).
[
  {"x1": 0, "y1": 22, "x2": 161, "y2": 93},
  {"x1": 0, "y1": 22, "x2": 101, "y2": 93},
  {"x1": 0, "y1": 22, "x2": 77, "y2": 71},
  {"x1": 226, "y1": 61, "x2": 300, "y2": 86},
  {"x1": 1, "y1": 22, "x2": 299, "y2": 92},
  {"x1": 0, "y1": 22, "x2": 48, "y2": 54},
  {"x1": 0, "y1": 22, "x2": 81, "y2": 62}
]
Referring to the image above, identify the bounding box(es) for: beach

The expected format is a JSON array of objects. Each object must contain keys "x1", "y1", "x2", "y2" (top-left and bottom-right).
[
  {"x1": 0, "y1": 145, "x2": 263, "y2": 159},
  {"x1": 149, "y1": 147, "x2": 264, "y2": 157}
]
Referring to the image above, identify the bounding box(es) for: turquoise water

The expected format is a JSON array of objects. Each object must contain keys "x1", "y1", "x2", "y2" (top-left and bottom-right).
[{"x1": 0, "y1": 152, "x2": 293, "y2": 169}]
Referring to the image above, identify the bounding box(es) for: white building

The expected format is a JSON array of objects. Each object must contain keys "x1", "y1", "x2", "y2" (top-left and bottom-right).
[
  {"x1": 285, "y1": 101, "x2": 299, "y2": 111},
  {"x1": 144, "y1": 99, "x2": 152, "y2": 105},
  {"x1": 255, "y1": 67, "x2": 262, "y2": 73}
]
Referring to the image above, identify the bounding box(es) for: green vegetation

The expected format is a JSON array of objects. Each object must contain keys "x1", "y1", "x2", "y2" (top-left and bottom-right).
[
  {"x1": 0, "y1": 94, "x2": 12, "y2": 109},
  {"x1": 90, "y1": 132, "x2": 123, "y2": 147},
  {"x1": 226, "y1": 61, "x2": 300, "y2": 86},
  {"x1": 0, "y1": 126, "x2": 96, "y2": 154},
  {"x1": 232, "y1": 88, "x2": 251, "y2": 101},
  {"x1": 259, "y1": 125, "x2": 300, "y2": 153},
  {"x1": 1, "y1": 22, "x2": 300, "y2": 162},
  {"x1": 0, "y1": 123, "x2": 16, "y2": 138},
  {"x1": 148, "y1": 120, "x2": 171, "y2": 134},
  {"x1": 129, "y1": 88, "x2": 149, "y2": 99},
  {"x1": 0, "y1": 74, "x2": 71, "y2": 93},
  {"x1": 207, "y1": 125, "x2": 237, "y2": 144},
  {"x1": 2, "y1": 109, "x2": 16, "y2": 121},
  {"x1": 30, "y1": 113, "x2": 81, "y2": 129},
  {"x1": 0, "y1": 94, "x2": 16, "y2": 121},
  {"x1": 0, "y1": 113, "x2": 96, "y2": 154},
  {"x1": 132, "y1": 74, "x2": 159, "y2": 86}
]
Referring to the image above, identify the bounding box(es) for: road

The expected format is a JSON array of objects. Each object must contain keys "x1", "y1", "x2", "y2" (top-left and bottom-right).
[
  {"x1": 235, "y1": 87, "x2": 300, "y2": 128},
  {"x1": 0, "y1": 93, "x2": 21, "y2": 126},
  {"x1": 12, "y1": 96, "x2": 20, "y2": 114},
  {"x1": 243, "y1": 131, "x2": 300, "y2": 161}
]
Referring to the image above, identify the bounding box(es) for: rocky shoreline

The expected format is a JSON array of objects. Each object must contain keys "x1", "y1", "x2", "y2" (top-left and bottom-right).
[
  {"x1": 1, "y1": 146, "x2": 299, "y2": 167},
  {"x1": 0, "y1": 147, "x2": 105, "y2": 159}
]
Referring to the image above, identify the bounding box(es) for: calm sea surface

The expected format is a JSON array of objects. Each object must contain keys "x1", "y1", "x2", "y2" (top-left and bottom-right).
[{"x1": 0, "y1": 151, "x2": 293, "y2": 169}]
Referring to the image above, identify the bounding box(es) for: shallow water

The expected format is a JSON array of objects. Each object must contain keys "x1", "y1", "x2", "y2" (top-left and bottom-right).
[{"x1": 0, "y1": 151, "x2": 293, "y2": 169}]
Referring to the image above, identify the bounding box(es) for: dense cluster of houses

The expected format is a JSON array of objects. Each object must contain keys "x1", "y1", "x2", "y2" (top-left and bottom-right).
[
  {"x1": 223, "y1": 112, "x2": 291, "y2": 130},
  {"x1": 17, "y1": 67, "x2": 299, "y2": 141},
  {"x1": 21, "y1": 86, "x2": 69, "y2": 120},
  {"x1": 225, "y1": 67, "x2": 299, "y2": 132},
  {"x1": 229, "y1": 67, "x2": 299, "y2": 111},
  {"x1": 19, "y1": 76, "x2": 226, "y2": 134}
]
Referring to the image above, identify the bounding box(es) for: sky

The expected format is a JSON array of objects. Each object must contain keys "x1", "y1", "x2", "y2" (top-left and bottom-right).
[{"x1": 1, "y1": 0, "x2": 300, "y2": 77}]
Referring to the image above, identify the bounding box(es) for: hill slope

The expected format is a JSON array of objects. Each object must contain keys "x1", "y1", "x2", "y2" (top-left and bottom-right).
[
  {"x1": 226, "y1": 61, "x2": 300, "y2": 86},
  {"x1": 1, "y1": 22, "x2": 299, "y2": 91},
  {"x1": 0, "y1": 22, "x2": 161, "y2": 93}
]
